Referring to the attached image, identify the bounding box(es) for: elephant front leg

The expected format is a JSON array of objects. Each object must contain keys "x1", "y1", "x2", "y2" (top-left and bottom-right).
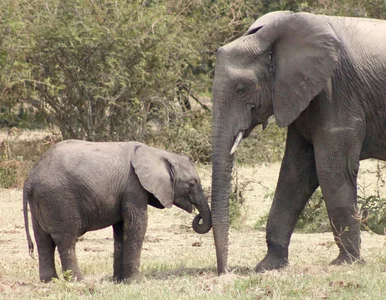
[
  {"x1": 255, "y1": 127, "x2": 319, "y2": 272},
  {"x1": 315, "y1": 141, "x2": 363, "y2": 265},
  {"x1": 121, "y1": 202, "x2": 148, "y2": 283}
]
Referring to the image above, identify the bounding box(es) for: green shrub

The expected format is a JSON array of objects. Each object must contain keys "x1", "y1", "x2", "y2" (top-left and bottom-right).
[
  {"x1": 0, "y1": 159, "x2": 32, "y2": 189},
  {"x1": 236, "y1": 123, "x2": 287, "y2": 165},
  {"x1": 254, "y1": 180, "x2": 386, "y2": 235},
  {"x1": 229, "y1": 193, "x2": 243, "y2": 229},
  {"x1": 0, "y1": 160, "x2": 18, "y2": 188},
  {"x1": 148, "y1": 111, "x2": 211, "y2": 164},
  {"x1": 357, "y1": 161, "x2": 386, "y2": 235},
  {"x1": 229, "y1": 166, "x2": 251, "y2": 229},
  {"x1": 0, "y1": 136, "x2": 53, "y2": 188},
  {"x1": 295, "y1": 189, "x2": 330, "y2": 233},
  {"x1": 253, "y1": 213, "x2": 268, "y2": 231},
  {"x1": 359, "y1": 195, "x2": 386, "y2": 235},
  {"x1": 254, "y1": 188, "x2": 330, "y2": 233}
]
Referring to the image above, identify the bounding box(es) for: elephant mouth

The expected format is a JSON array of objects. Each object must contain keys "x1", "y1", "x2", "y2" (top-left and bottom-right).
[{"x1": 174, "y1": 200, "x2": 193, "y2": 213}]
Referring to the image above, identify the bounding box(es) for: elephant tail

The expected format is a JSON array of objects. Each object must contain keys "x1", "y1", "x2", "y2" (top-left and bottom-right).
[{"x1": 23, "y1": 183, "x2": 34, "y2": 259}]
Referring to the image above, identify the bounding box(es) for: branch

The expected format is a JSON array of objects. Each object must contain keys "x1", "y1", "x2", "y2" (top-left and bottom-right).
[{"x1": 181, "y1": 85, "x2": 211, "y2": 112}]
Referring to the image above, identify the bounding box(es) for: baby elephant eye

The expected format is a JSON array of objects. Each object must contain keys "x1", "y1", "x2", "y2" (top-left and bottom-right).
[{"x1": 189, "y1": 180, "x2": 197, "y2": 188}]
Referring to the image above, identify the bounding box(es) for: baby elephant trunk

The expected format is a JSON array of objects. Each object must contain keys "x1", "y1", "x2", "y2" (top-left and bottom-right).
[{"x1": 192, "y1": 186, "x2": 212, "y2": 234}]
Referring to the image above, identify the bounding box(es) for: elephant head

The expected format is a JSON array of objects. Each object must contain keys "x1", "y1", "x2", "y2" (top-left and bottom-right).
[
  {"x1": 132, "y1": 145, "x2": 212, "y2": 234},
  {"x1": 211, "y1": 11, "x2": 341, "y2": 274}
]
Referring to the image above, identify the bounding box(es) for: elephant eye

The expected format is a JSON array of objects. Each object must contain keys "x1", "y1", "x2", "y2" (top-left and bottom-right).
[
  {"x1": 188, "y1": 180, "x2": 197, "y2": 188},
  {"x1": 236, "y1": 84, "x2": 247, "y2": 94}
]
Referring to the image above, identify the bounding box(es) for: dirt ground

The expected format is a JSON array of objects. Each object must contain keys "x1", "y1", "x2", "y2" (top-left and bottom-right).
[{"x1": 1, "y1": 159, "x2": 386, "y2": 296}]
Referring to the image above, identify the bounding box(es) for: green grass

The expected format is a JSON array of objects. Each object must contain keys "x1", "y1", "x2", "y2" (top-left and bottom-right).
[
  {"x1": 2, "y1": 161, "x2": 386, "y2": 299},
  {"x1": 2, "y1": 132, "x2": 386, "y2": 299},
  {"x1": 2, "y1": 254, "x2": 386, "y2": 299}
]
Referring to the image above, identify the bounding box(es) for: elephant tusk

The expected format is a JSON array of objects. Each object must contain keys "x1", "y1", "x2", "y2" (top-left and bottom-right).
[{"x1": 230, "y1": 132, "x2": 243, "y2": 155}]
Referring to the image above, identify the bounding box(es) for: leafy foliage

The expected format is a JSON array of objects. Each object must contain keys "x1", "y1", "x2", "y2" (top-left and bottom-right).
[
  {"x1": 358, "y1": 161, "x2": 386, "y2": 234},
  {"x1": 2, "y1": 0, "x2": 386, "y2": 162},
  {"x1": 229, "y1": 165, "x2": 252, "y2": 229},
  {"x1": 236, "y1": 123, "x2": 287, "y2": 165},
  {"x1": 149, "y1": 110, "x2": 212, "y2": 163},
  {"x1": 255, "y1": 188, "x2": 330, "y2": 233},
  {"x1": 295, "y1": 189, "x2": 330, "y2": 233},
  {"x1": 0, "y1": 0, "x2": 252, "y2": 146},
  {"x1": 1, "y1": 0, "x2": 386, "y2": 165},
  {"x1": 256, "y1": 161, "x2": 386, "y2": 234},
  {"x1": 359, "y1": 195, "x2": 386, "y2": 235}
]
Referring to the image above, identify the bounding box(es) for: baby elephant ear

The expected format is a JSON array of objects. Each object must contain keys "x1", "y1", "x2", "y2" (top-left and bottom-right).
[{"x1": 132, "y1": 145, "x2": 174, "y2": 209}]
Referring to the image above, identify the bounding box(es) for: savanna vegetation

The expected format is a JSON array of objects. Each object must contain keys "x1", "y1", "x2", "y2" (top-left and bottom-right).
[{"x1": 1, "y1": 0, "x2": 386, "y2": 298}]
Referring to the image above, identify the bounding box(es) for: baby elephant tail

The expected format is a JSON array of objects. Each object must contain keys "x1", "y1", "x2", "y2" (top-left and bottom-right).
[{"x1": 23, "y1": 183, "x2": 34, "y2": 259}]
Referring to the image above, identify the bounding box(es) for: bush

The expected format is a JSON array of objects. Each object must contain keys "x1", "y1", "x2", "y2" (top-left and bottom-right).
[
  {"x1": 0, "y1": 132, "x2": 58, "y2": 188},
  {"x1": 254, "y1": 188, "x2": 330, "y2": 233},
  {"x1": 0, "y1": 159, "x2": 32, "y2": 189},
  {"x1": 255, "y1": 162, "x2": 386, "y2": 234},
  {"x1": 0, "y1": 160, "x2": 18, "y2": 188},
  {"x1": 1, "y1": 0, "x2": 253, "y2": 142},
  {"x1": 229, "y1": 166, "x2": 252, "y2": 229},
  {"x1": 236, "y1": 122, "x2": 287, "y2": 165},
  {"x1": 295, "y1": 189, "x2": 330, "y2": 233},
  {"x1": 149, "y1": 111, "x2": 212, "y2": 164},
  {"x1": 358, "y1": 161, "x2": 386, "y2": 234},
  {"x1": 359, "y1": 195, "x2": 386, "y2": 235}
]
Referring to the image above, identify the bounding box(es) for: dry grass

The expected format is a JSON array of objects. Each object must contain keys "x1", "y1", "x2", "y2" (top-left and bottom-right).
[{"x1": 1, "y1": 161, "x2": 386, "y2": 299}]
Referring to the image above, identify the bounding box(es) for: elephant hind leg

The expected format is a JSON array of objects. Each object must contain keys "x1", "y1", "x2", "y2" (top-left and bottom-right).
[
  {"x1": 32, "y1": 216, "x2": 58, "y2": 282},
  {"x1": 54, "y1": 236, "x2": 83, "y2": 281},
  {"x1": 113, "y1": 221, "x2": 124, "y2": 282},
  {"x1": 315, "y1": 125, "x2": 365, "y2": 265}
]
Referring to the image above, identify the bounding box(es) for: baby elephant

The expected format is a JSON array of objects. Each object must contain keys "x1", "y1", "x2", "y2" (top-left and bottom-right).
[{"x1": 23, "y1": 140, "x2": 212, "y2": 283}]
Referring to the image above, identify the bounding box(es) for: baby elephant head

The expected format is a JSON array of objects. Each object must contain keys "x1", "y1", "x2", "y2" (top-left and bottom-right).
[{"x1": 132, "y1": 145, "x2": 212, "y2": 234}]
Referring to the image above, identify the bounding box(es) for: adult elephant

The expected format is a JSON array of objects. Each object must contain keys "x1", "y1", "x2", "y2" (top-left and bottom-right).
[{"x1": 211, "y1": 11, "x2": 386, "y2": 275}]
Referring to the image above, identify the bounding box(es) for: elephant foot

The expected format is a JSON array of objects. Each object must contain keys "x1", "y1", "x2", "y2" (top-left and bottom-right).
[
  {"x1": 121, "y1": 271, "x2": 145, "y2": 284},
  {"x1": 255, "y1": 242, "x2": 289, "y2": 272},
  {"x1": 62, "y1": 271, "x2": 83, "y2": 282},
  {"x1": 255, "y1": 254, "x2": 288, "y2": 272},
  {"x1": 40, "y1": 274, "x2": 59, "y2": 283},
  {"x1": 330, "y1": 253, "x2": 364, "y2": 266}
]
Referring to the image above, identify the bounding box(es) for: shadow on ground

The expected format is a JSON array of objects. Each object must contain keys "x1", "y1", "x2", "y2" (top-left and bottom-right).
[{"x1": 144, "y1": 265, "x2": 254, "y2": 280}]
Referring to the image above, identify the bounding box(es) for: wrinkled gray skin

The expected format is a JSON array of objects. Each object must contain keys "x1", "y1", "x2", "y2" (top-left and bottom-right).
[
  {"x1": 212, "y1": 11, "x2": 386, "y2": 275},
  {"x1": 23, "y1": 140, "x2": 211, "y2": 282}
]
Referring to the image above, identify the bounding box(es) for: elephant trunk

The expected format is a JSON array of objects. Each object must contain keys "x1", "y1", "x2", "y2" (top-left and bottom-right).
[
  {"x1": 192, "y1": 185, "x2": 212, "y2": 234},
  {"x1": 211, "y1": 122, "x2": 234, "y2": 275}
]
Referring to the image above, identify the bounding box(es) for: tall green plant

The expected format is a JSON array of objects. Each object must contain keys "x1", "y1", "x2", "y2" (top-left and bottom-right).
[{"x1": 1, "y1": 0, "x2": 253, "y2": 143}]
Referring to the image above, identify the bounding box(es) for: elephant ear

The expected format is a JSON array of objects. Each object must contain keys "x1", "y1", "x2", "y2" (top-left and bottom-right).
[
  {"x1": 245, "y1": 11, "x2": 293, "y2": 35},
  {"x1": 253, "y1": 12, "x2": 341, "y2": 127},
  {"x1": 132, "y1": 145, "x2": 174, "y2": 209}
]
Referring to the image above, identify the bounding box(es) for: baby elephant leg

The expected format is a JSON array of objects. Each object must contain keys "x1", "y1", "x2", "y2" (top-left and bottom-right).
[
  {"x1": 54, "y1": 235, "x2": 83, "y2": 281},
  {"x1": 121, "y1": 202, "x2": 148, "y2": 283},
  {"x1": 32, "y1": 216, "x2": 58, "y2": 282}
]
